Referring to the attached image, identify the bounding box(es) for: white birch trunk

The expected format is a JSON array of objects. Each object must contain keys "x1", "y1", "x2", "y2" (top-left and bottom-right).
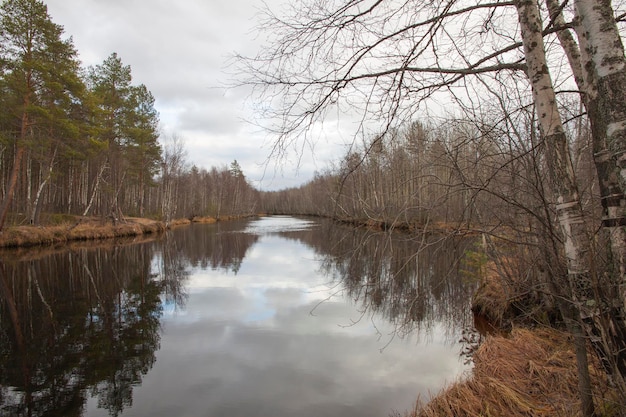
[
  {"x1": 26, "y1": 153, "x2": 32, "y2": 218},
  {"x1": 516, "y1": 1, "x2": 595, "y2": 414},
  {"x1": 67, "y1": 164, "x2": 73, "y2": 214},
  {"x1": 546, "y1": 0, "x2": 626, "y2": 295},
  {"x1": 575, "y1": 0, "x2": 626, "y2": 307},
  {"x1": 517, "y1": 1, "x2": 586, "y2": 273},
  {"x1": 30, "y1": 147, "x2": 57, "y2": 225},
  {"x1": 573, "y1": 0, "x2": 626, "y2": 393},
  {"x1": 83, "y1": 163, "x2": 107, "y2": 217},
  {"x1": 575, "y1": 0, "x2": 626, "y2": 185}
]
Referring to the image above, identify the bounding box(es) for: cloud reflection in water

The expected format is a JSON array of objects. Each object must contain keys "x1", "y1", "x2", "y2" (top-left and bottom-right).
[{"x1": 86, "y1": 217, "x2": 470, "y2": 417}]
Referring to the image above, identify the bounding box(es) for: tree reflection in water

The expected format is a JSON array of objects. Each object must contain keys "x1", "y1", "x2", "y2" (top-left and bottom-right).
[
  {"x1": 277, "y1": 219, "x2": 477, "y2": 341},
  {"x1": 0, "y1": 217, "x2": 476, "y2": 416},
  {"x1": 0, "y1": 221, "x2": 262, "y2": 417},
  {"x1": 0, "y1": 239, "x2": 176, "y2": 417}
]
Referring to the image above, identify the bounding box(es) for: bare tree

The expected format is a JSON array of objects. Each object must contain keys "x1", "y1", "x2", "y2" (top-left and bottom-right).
[
  {"x1": 159, "y1": 134, "x2": 187, "y2": 226},
  {"x1": 236, "y1": 0, "x2": 626, "y2": 413}
]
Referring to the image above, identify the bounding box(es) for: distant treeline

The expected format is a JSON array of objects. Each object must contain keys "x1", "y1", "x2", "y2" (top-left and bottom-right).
[{"x1": 261, "y1": 117, "x2": 595, "y2": 234}]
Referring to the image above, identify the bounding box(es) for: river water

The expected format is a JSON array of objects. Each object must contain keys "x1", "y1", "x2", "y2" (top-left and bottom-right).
[{"x1": 0, "y1": 216, "x2": 477, "y2": 417}]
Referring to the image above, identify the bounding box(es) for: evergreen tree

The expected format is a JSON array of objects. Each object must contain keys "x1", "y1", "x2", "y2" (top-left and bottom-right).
[
  {"x1": 88, "y1": 53, "x2": 161, "y2": 218},
  {"x1": 126, "y1": 84, "x2": 160, "y2": 216},
  {"x1": 0, "y1": 0, "x2": 84, "y2": 229}
]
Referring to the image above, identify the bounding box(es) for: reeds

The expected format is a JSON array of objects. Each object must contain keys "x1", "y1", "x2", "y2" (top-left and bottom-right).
[{"x1": 415, "y1": 327, "x2": 620, "y2": 416}]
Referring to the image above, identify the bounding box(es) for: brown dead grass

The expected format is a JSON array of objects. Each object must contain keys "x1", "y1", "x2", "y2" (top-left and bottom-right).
[
  {"x1": 189, "y1": 216, "x2": 217, "y2": 224},
  {"x1": 0, "y1": 214, "x2": 263, "y2": 248},
  {"x1": 169, "y1": 218, "x2": 192, "y2": 226},
  {"x1": 414, "y1": 327, "x2": 621, "y2": 417},
  {"x1": 0, "y1": 217, "x2": 166, "y2": 248},
  {"x1": 471, "y1": 267, "x2": 511, "y2": 327},
  {"x1": 189, "y1": 215, "x2": 259, "y2": 224},
  {"x1": 470, "y1": 257, "x2": 542, "y2": 329}
]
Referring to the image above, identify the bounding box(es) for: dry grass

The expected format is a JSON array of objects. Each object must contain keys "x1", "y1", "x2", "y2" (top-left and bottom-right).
[
  {"x1": 170, "y1": 218, "x2": 193, "y2": 226},
  {"x1": 470, "y1": 256, "x2": 543, "y2": 329},
  {"x1": 189, "y1": 215, "x2": 259, "y2": 224},
  {"x1": 471, "y1": 271, "x2": 511, "y2": 327},
  {"x1": 0, "y1": 214, "x2": 263, "y2": 248},
  {"x1": 414, "y1": 327, "x2": 621, "y2": 417},
  {"x1": 189, "y1": 216, "x2": 217, "y2": 224},
  {"x1": 0, "y1": 216, "x2": 166, "y2": 248}
]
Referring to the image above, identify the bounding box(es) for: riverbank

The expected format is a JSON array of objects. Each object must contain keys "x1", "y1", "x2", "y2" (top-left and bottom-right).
[
  {"x1": 413, "y1": 326, "x2": 617, "y2": 416},
  {"x1": 271, "y1": 212, "x2": 481, "y2": 236},
  {"x1": 0, "y1": 217, "x2": 166, "y2": 248},
  {"x1": 410, "y1": 270, "x2": 623, "y2": 417},
  {"x1": 0, "y1": 214, "x2": 257, "y2": 248}
]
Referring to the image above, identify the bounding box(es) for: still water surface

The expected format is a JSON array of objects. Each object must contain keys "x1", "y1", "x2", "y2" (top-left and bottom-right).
[{"x1": 0, "y1": 216, "x2": 477, "y2": 417}]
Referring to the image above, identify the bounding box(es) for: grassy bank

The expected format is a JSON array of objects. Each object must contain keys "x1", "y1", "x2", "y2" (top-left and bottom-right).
[
  {"x1": 275, "y1": 212, "x2": 480, "y2": 236},
  {"x1": 0, "y1": 214, "x2": 263, "y2": 249},
  {"x1": 413, "y1": 327, "x2": 619, "y2": 417},
  {"x1": 409, "y1": 259, "x2": 623, "y2": 416},
  {"x1": 0, "y1": 216, "x2": 167, "y2": 248}
]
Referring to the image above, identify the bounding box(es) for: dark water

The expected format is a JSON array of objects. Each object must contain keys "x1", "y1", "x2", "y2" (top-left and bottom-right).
[{"x1": 0, "y1": 216, "x2": 477, "y2": 417}]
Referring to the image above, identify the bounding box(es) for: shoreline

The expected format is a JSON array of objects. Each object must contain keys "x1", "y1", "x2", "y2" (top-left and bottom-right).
[
  {"x1": 0, "y1": 214, "x2": 259, "y2": 249},
  {"x1": 410, "y1": 269, "x2": 621, "y2": 416},
  {"x1": 0, "y1": 217, "x2": 167, "y2": 249},
  {"x1": 413, "y1": 325, "x2": 617, "y2": 416}
]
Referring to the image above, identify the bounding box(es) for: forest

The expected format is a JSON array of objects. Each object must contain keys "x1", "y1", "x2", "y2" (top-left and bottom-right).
[
  {"x1": 3, "y1": 0, "x2": 626, "y2": 415},
  {"x1": 0, "y1": 0, "x2": 260, "y2": 229}
]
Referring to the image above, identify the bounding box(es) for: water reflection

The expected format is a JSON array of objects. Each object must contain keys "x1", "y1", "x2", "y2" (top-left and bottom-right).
[
  {"x1": 259, "y1": 217, "x2": 475, "y2": 342},
  {"x1": 0, "y1": 241, "x2": 166, "y2": 417},
  {"x1": 0, "y1": 216, "x2": 477, "y2": 417},
  {"x1": 165, "y1": 220, "x2": 260, "y2": 273},
  {"x1": 307, "y1": 221, "x2": 473, "y2": 339}
]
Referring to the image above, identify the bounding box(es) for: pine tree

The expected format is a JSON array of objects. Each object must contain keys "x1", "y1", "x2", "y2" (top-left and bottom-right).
[
  {"x1": 0, "y1": 0, "x2": 84, "y2": 229},
  {"x1": 88, "y1": 53, "x2": 133, "y2": 218},
  {"x1": 126, "y1": 84, "x2": 161, "y2": 216}
]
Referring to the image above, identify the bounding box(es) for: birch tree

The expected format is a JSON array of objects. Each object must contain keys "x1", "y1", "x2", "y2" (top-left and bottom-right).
[
  {"x1": 543, "y1": 0, "x2": 626, "y2": 392},
  {"x1": 516, "y1": 1, "x2": 597, "y2": 412},
  {"x1": 576, "y1": 0, "x2": 626, "y2": 191},
  {"x1": 159, "y1": 134, "x2": 186, "y2": 226},
  {"x1": 574, "y1": 2, "x2": 626, "y2": 323}
]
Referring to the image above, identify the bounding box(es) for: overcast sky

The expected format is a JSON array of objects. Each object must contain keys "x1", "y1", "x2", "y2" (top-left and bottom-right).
[{"x1": 44, "y1": 0, "x2": 342, "y2": 191}]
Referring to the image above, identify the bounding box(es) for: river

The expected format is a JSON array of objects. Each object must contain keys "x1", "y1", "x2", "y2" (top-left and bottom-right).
[{"x1": 0, "y1": 216, "x2": 478, "y2": 417}]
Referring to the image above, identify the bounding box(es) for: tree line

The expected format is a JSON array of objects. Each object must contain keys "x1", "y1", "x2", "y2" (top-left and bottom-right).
[{"x1": 0, "y1": 0, "x2": 260, "y2": 229}]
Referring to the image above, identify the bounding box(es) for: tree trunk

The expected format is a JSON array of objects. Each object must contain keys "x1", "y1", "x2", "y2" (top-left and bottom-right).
[
  {"x1": 516, "y1": 1, "x2": 596, "y2": 414},
  {"x1": 572, "y1": 0, "x2": 626, "y2": 293},
  {"x1": 575, "y1": 0, "x2": 626, "y2": 307},
  {"x1": 0, "y1": 145, "x2": 26, "y2": 232},
  {"x1": 30, "y1": 147, "x2": 57, "y2": 225},
  {"x1": 83, "y1": 162, "x2": 107, "y2": 217}
]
